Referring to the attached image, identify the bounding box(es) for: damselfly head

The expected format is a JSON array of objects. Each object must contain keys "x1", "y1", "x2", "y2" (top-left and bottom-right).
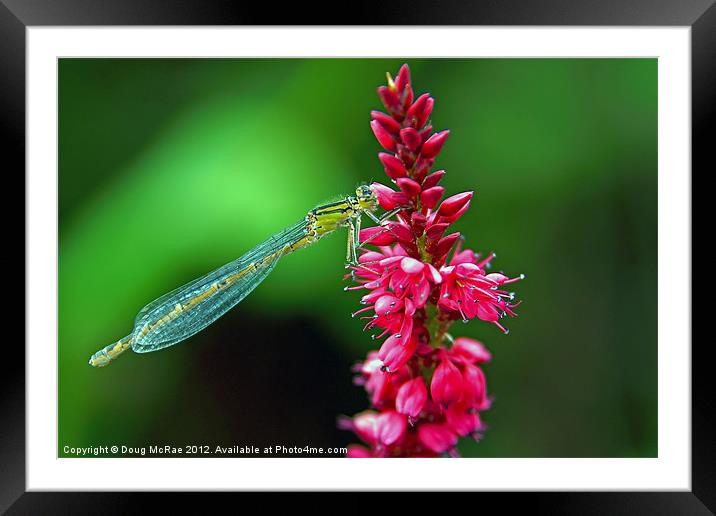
[{"x1": 355, "y1": 184, "x2": 378, "y2": 211}]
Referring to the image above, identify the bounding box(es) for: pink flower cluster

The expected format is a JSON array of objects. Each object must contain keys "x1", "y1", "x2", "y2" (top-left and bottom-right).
[{"x1": 340, "y1": 64, "x2": 523, "y2": 457}]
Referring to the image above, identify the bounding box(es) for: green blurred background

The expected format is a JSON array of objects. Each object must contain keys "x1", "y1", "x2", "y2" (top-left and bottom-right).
[{"x1": 58, "y1": 58, "x2": 657, "y2": 458}]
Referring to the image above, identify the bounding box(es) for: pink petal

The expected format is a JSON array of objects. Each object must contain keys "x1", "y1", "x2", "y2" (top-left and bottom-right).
[
  {"x1": 400, "y1": 257, "x2": 425, "y2": 274},
  {"x1": 418, "y1": 423, "x2": 457, "y2": 453},
  {"x1": 396, "y1": 377, "x2": 428, "y2": 418},
  {"x1": 452, "y1": 337, "x2": 491, "y2": 363},
  {"x1": 377, "y1": 410, "x2": 407, "y2": 445}
]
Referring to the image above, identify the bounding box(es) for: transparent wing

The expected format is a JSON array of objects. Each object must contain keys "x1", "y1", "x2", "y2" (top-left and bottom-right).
[{"x1": 130, "y1": 219, "x2": 308, "y2": 353}]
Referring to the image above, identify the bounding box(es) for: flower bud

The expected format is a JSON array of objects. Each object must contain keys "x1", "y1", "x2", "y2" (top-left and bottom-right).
[
  {"x1": 397, "y1": 146, "x2": 416, "y2": 169},
  {"x1": 430, "y1": 356, "x2": 463, "y2": 407},
  {"x1": 439, "y1": 201, "x2": 471, "y2": 224},
  {"x1": 406, "y1": 93, "x2": 434, "y2": 129},
  {"x1": 425, "y1": 222, "x2": 449, "y2": 242},
  {"x1": 422, "y1": 169, "x2": 445, "y2": 190},
  {"x1": 371, "y1": 120, "x2": 397, "y2": 151},
  {"x1": 374, "y1": 295, "x2": 403, "y2": 317},
  {"x1": 399, "y1": 127, "x2": 422, "y2": 151},
  {"x1": 410, "y1": 212, "x2": 426, "y2": 237},
  {"x1": 418, "y1": 423, "x2": 458, "y2": 453},
  {"x1": 378, "y1": 331, "x2": 417, "y2": 372},
  {"x1": 396, "y1": 177, "x2": 421, "y2": 198},
  {"x1": 446, "y1": 403, "x2": 482, "y2": 437},
  {"x1": 396, "y1": 377, "x2": 428, "y2": 418},
  {"x1": 377, "y1": 85, "x2": 401, "y2": 116},
  {"x1": 359, "y1": 226, "x2": 395, "y2": 246},
  {"x1": 377, "y1": 410, "x2": 407, "y2": 445},
  {"x1": 370, "y1": 182, "x2": 400, "y2": 210},
  {"x1": 401, "y1": 83, "x2": 414, "y2": 110},
  {"x1": 421, "y1": 130, "x2": 450, "y2": 158},
  {"x1": 452, "y1": 337, "x2": 491, "y2": 363},
  {"x1": 437, "y1": 191, "x2": 473, "y2": 217},
  {"x1": 394, "y1": 64, "x2": 411, "y2": 94},
  {"x1": 434, "y1": 232, "x2": 461, "y2": 260},
  {"x1": 371, "y1": 110, "x2": 400, "y2": 134},
  {"x1": 385, "y1": 221, "x2": 414, "y2": 244},
  {"x1": 378, "y1": 152, "x2": 408, "y2": 179},
  {"x1": 460, "y1": 362, "x2": 486, "y2": 405},
  {"x1": 420, "y1": 186, "x2": 444, "y2": 209},
  {"x1": 412, "y1": 157, "x2": 434, "y2": 183},
  {"x1": 352, "y1": 411, "x2": 379, "y2": 445}
]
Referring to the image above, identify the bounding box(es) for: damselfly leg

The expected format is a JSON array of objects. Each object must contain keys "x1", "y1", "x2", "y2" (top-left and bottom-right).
[
  {"x1": 346, "y1": 218, "x2": 358, "y2": 265},
  {"x1": 345, "y1": 207, "x2": 406, "y2": 272}
]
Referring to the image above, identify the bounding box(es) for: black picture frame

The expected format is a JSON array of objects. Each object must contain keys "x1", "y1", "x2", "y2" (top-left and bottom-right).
[{"x1": 5, "y1": 0, "x2": 709, "y2": 511}]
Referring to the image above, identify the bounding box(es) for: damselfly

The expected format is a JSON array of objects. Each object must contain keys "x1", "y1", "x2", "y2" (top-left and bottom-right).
[{"x1": 89, "y1": 184, "x2": 400, "y2": 367}]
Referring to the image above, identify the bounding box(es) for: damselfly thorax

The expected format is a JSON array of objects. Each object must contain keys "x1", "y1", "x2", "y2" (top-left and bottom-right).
[{"x1": 88, "y1": 184, "x2": 397, "y2": 368}]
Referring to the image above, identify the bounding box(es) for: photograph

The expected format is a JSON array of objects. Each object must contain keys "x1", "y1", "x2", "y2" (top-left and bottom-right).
[{"x1": 58, "y1": 58, "x2": 657, "y2": 459}]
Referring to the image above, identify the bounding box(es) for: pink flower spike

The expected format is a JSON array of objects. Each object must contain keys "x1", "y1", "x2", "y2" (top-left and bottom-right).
[
  {"x1": 418, "y1": 423, "x2": 458, "y2": 453},
  {"x1": 430, "y1": 355, "x2": 463, "y2": 407},
  {"x1": 396, "y1": 177, "x2": 422, "y2": 198},
  {"x1": 452, "y1": 337, "x2": 491, "y2": 363},
  {"x1": 399, "y1": 127, "x2": 422, "y2": 151},
  {"x1": 342, "y1": 65, "x2": 524, "y2": 457},
  {"x1": 422, "y1": 170, "x2": 446, "y2": 190},
  {"x1": 396, "y1": 377, "x2": 428, "y2": 418},
  {"x1": 437, "y1": 191, "x2": 473, "y2": 217},
  {"x1": 371, "y1": 120, "x2": 398, "y2": 152},
  {"x1": 420, "y1": 130, "x2": 450, "y2": 158},
  {"x1": 377, "y1": 410, "x2": 407, "y2": 445},
  {"x1": 378, "y1": 153, "x2": 408, "y2": 179},
  {"x1": 420, "y1": 186, "x2": 445, "y2": 209}
]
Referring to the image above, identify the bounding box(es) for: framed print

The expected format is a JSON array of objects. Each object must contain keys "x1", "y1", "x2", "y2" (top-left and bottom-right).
[{"x1": 6, "y1": 0, "x2": 710, "y2": 511}]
